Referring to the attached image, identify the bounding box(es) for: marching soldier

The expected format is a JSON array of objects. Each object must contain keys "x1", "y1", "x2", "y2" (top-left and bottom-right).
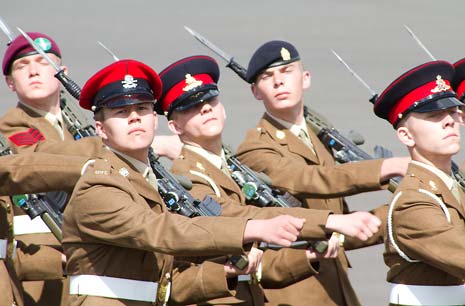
[
  {"x1": 373, "y1": 60, "x2": 465, "y2": 305},
  {"x1": 63, "y1": 58, "x2": 320, "y2": 305},
  {"x1": 452, "y1": 57, "x2": 465, "y2": 103},
  {"x1": 157, "y1": 55, "x2": 384, "y2": 305},
  {"x1": 235, "y1": 40, "x2": 410, "y2": 305},
  {"x1": 1, "y1": 31, "x2": 78, "y2": 305}
]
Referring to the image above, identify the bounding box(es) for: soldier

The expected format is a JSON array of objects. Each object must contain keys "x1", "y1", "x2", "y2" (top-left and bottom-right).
[
  {"x1": 157, "y1": 55, "x2": 386, "y2": 305},
  {"x1": 235, "y1": 40, "x2": 410, "y2": 305},
  {"x1": 373, "y1": 60, "x2": 465, "y2": 305},
  {"x1": 0, "y1": 31, "x2": 181, "y2": 305},
  {"x1": 62, "y1": 58, "x2": 328, "y2": 306},
  {"x1": 0, "y1": 31, "x2": 83, "y2": 305}
]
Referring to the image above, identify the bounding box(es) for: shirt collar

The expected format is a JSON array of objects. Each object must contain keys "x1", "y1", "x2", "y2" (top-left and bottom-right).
[
  {"x1": 184, "y1": 144, "x2": 224, "y2": 170},
  {"x1": 110, "y1": 147, "x2": 151, "y2": 177},
  {"x1": 19, "y1": 101, "x2": 64, "y2": 128},
  {"x1": 411, "y1": 160, "x2": 455, "y2": 190},
  {"x1": 266, "y1": 111, "x2": 308, "y2": 137}
]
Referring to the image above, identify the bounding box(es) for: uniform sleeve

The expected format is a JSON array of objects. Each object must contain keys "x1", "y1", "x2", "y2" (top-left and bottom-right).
[
  {"x1": 391, "y1": 190, "x2": 465, "y2": 279},
  {"x1": 0, "y1": 153, "x2": 87, "y2": 195},
  {"x1": 65, "y1": 172, "x2": 248, "y2": 257},
  {"x1": 184, "y1": 172, "x2": 332, "y2": 240},
  {"x1": 170, "y1": 258, "x2": 237, "y2": 304},
  {"x1": 14, "y1": 241, "x2": 63, "y2": 281},
  {"x1": 260, "y1": 248, "x2": 318, "y2": 288},
  {"x1": 236, "y1": 129, "x2": 385, "y2": 198}
]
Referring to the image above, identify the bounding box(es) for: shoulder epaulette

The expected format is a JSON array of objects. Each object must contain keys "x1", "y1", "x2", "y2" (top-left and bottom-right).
[{"x1": 8, "y1": 128, "x2": 45, "y2": 146}]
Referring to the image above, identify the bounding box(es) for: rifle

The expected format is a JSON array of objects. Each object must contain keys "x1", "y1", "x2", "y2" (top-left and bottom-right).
[
  {"x1": 148, "y1": 149, "x2": 249, "y2": 269},
  {"x1": 0, "y1": 133, "x2": 64, "y2": 241},
  {"x1": 223, "y1": 145, "x2": 301, "y2": 208}
]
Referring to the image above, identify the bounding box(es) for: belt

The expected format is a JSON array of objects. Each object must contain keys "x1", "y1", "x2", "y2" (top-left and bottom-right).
[
  {"x1": 13, "y1": 215, "x2": 51, "y2": 235},
  {"x1": 389, "y1": 283, "x2": 465, "y2": 305},
  {"x1": 70, "y1": 275, "x2": 158, "y2": 302}
]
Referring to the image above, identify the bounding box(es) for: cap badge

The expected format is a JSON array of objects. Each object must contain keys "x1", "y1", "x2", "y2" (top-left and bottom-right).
[
  {"x1": 276, "y1": 130, "x2": 285, "y2": 139},
  {"x1": 34, "y1": 37, "x2": 52, "y2": 52},
  {"x1": 431, "y1": 75, "x2": 451, "y2": 93},
  {"x1": 119, "y1": 167, "x2": 129, "y2": 177},
  {"x1": 121, "y1": 74, "x2": 138, "y2": 89},
  {"x1": 280, "y1": 48, "x2": 291, "y2": 61},
  {"x1": 183, "y1": 74, "x2": 203, "y2": 92}
]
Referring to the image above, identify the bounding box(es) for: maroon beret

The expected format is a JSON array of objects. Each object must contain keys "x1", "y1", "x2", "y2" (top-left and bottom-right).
[{"x1": 2, "y1": 32, "x2": 61, "y2": 75}]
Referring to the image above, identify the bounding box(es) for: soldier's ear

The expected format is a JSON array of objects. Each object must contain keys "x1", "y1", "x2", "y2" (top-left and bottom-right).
[
  {"x1": 302, "y1": 70, "x2": 311, "y2": 90},
  {"x1": 251, "y1": 84, "x2": 262, "y2": 100},
  {"x1": 5, "y1": 76, "x2": 15, "y2": 92},
  {"x1": 397, "y1": 126, "x2": 415, "y2": 148},
  {"x1": 167, "y1": 119, "x2": 183, "y2": 136},
  {"x1": 95, "y1": 120, "x2": 108, "y2": 140},
  {"x1": 61, "y1": 65, "x2": 69, "y2": 75}
]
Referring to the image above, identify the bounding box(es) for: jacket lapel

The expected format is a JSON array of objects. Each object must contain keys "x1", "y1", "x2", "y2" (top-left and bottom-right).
[
  {"x1": 106, "y1": 151, "x2": 164, "y2": 211},
  {"x1": 411, "y1": 163, "x2": 465, "y2": 219},
  {"x1": 182, "y1": 148, "x2": 244, "y2": 200},
  {"x1": 261, "y1": 113, "x2": 319, "y2": 164}
]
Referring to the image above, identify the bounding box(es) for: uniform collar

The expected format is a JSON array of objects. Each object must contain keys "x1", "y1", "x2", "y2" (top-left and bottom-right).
[
  {"x1": 265, "y1": 111, "x2": 308, "y2": 137},
  {"x1": 411, "y1": 160, "x2": 454, "y2": 190},
  {"x1": 184, "y1": 144, "x2": 225, "y2": 170},
  {"x1": 19, "y1": 101, "x2": 64, "y2": 128},
  {"x1": 109, "y1": 147, "x2": 151, "y2": 177}
]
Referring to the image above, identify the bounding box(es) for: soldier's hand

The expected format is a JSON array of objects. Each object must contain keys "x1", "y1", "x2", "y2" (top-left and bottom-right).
[
  {"x1": 224, "y1": 247, "x2": 263, "y2": 277},
  {"x1": 306, "y1": 234, "x2": 339, "y2": 260},
  {"x1": 325, "y1": 211, "x2": 380, "y2": 241},
  {"x1": 243, "y1": 215, "x2": 305, "y2": 247},
  {"x1": 151, "y1": 134, "x2": 183, "y2": 160}
]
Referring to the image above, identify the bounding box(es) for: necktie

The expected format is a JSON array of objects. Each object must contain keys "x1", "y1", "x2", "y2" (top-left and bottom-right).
[
  {"x1": 53, "y1": 120, "x2": 65, "y2": 140},
  {"x1": 146, "y1": 168, "x2": 158, "y2": 192},
  {"x1": 298, "y1": 129, "x2": 316, "y2": 155},
  {"x1": 221, "y1": 159, "x2": 231, "y2": 177},
  {"x1": 451, "y1": 180, "x2": 461, "y2": 203}
]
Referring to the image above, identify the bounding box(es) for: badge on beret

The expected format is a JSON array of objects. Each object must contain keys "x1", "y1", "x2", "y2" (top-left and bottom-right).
[
  {"x1": 119, "y1": 167, "x2": 129, "y2": 177},
  {"x1": 281, "y1": 47, "x2": 291, "y2": 61},
  {"x1": 431, "y1": 75, "x2": 451, "y2": 93},
  {"x1": 34, "y1": 37, "x2": 52, "y2": 52},
  {"x1": 276, "y1": 130, "x2": 285, "y2": 139},
  {"x1": 121, "y1": 74, "x2": 138, "y2": 89},
  {"x1": 183, "y1": 74, "x2": 203, "y2": 92}
]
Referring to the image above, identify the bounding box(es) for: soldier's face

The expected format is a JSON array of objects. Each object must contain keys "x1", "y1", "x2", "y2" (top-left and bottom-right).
[
  {"x1": 251, "y1": 62, "x2": 310, "y2": 114},
  {"x1": 5, "y1": 54, "x2": 64, "y2": 105},
  {"x1": 168, "y1": 96, "x2": 225, "y2": 145},
  {"x1": 96, "y1": 102, "x2": 157, "y2": 161},
  {"x1": 397, "y1": 107, "x2": 461, "y2": 162}
]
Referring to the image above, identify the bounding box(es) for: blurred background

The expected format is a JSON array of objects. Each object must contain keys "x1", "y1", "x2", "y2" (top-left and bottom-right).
[{"x1": 2, "y1": 1, "x2": 465, "y2": 304}]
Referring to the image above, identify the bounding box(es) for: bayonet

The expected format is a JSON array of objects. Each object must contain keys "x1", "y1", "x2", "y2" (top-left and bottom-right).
[
  {"x1": 0, "y1": 16, "x2": 16, "y2": 44},
  {"x1": 331, "y1": 49, "x2": 378, "y2": 103},
  {"x1": 404, "y1": 25, "x2": 436, "y2": 61},
  {"x1": 97, "y1": 41, "x2": 119, "y2": 62},
  {"x1": 184, "y1": 25, "x2": 248, "y2": 81},
  {"x1": 17, "y1": 27, "x2": 81, "y2": 100}
]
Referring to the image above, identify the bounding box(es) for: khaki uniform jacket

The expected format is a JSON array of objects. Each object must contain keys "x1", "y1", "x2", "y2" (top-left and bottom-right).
[
  {"x1": 171, "y1": 147, "x2": 323, "y2": 305},
  {"x1": 236, "y1": 113, "x2": 386, "y2": 306},
  {"x1": 0, "y1": 198, "x2": 24, "y2": 306},
  {"x1": 0, "y1": 104, "x2": 77, "y2": 306},
  {"x1": 384, "y1": 163, "x2": 465, "y2": 286},
  {"x1": 63, "y1": 148, "x2": 252, "y2": 306}
]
